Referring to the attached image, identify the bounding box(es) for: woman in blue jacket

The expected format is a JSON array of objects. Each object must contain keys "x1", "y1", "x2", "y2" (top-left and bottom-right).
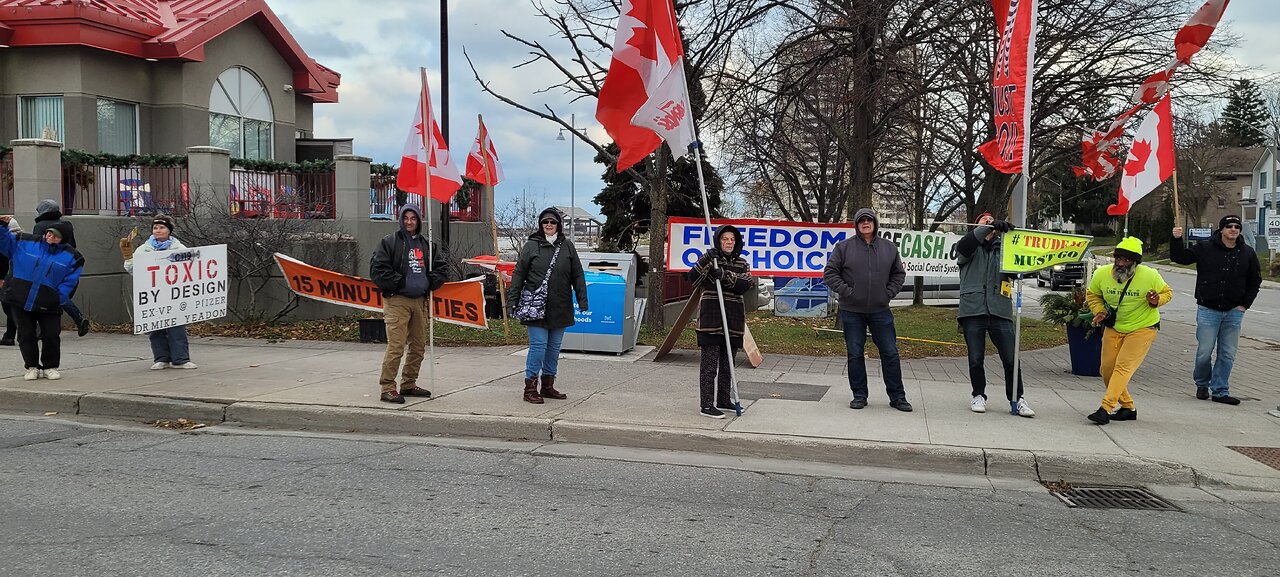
[{"x1": 0, "y1": 215, "x2": 84, "y2": 381}]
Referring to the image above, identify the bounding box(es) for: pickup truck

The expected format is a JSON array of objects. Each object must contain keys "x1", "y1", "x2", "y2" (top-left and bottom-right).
[{"x1": 1036, "y1": 260, "x2": 1086, "y2": 290}]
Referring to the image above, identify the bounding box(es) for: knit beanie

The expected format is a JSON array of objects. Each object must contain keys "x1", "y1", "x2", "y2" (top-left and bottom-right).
[
  {"x1": 1113, "y1": 237, "x2": 1143, "y2": 263},
  {"x1": 153, "y1": 214, "x2": 175, "y2": 233}
]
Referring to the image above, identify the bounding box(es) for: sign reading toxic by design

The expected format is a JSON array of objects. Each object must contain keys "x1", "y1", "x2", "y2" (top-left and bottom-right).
[
  {"x1": 133, "y1": 244, "x2": 228, "y2": 334},
  {"x1": 667, "y1": 217, "x2": 963, "y2": 278},
  {"x1": 1000, "y1": 229, "x2": 1093, "y2": 274}
]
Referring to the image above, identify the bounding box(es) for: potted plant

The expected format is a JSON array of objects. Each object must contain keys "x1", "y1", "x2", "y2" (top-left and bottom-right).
[{"x1": 1039, "y1": 286, "x2": 1102, "y2": 377}]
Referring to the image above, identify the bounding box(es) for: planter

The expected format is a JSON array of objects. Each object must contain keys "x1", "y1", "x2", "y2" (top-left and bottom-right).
[
  {"x1": 1066, "y1": 324, "x2": 1103, "y2": 377},
  {"x1": 358, "y1": 317, "x2": 386, "y2": 343}
]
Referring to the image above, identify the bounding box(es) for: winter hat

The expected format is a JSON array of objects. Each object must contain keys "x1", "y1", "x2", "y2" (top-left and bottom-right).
[
  {"x1": 537, "y1": 207, "x2": 563, "y2": 234},
  {"x1": 975, "y1": 212, "x2": 994, "y2": 224},
  {"x1": 852, "y1": 207, "x2": 879, "y2": 235},
  {"x1": 1113, "y1": 237, "x2": 1144, "y2": 263},
  {"x1": 1218, "y1": 214, "x2": 1242, "y2": 230},
  {"x1": 35, "y1": 199, "x2": 62, "y2": 222},
  {"x1": 152, "y1": 214, "x2": 175, "y2": 233}
]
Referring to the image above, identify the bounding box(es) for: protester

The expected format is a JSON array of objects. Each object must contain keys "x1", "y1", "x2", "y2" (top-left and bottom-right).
[
  {"x1": 508, "y1": 208, "x2": 587, "y2": 404},
  {"x1": 955, "y1": 212, "x2": 1034, "y2": 417},
  {"x1": 31, "y1": 199, "x2": 90, "y2": 337},
  {"x1": 370, "y1": 204, "x2": 448, "y2": 404},
  {"x1": 823, "y1": 208, "x2": 912, "y2": 412},
  {"x1": 123, "y1": 215, "x2": 198, "y2": 370},
  {"x1": 0, "y1": 215, "x2": 83, "y2": 380},
  {"x1": 687, "y1": 224, "x2": 754, "y2": 419},
  {"x1": 0, "y1": 218, "x2": 21, "y2": 346},
  {"x1": 1084, "y1": 237, "x2": 1172, "y2": 425},
  {"x1": 1170, "y1": 217, "x2": 1262, "y2": 405}
]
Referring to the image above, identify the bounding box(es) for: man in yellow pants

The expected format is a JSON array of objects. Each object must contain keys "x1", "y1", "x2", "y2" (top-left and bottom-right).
[{"x1": 1085, "y1": 237, "x2": 1173, "y2": 425}]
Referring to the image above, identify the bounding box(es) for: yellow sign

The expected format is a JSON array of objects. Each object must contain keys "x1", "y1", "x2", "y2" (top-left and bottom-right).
[{"x1": 1000, "y1": 229, "x2": 1093, "y2": 274}]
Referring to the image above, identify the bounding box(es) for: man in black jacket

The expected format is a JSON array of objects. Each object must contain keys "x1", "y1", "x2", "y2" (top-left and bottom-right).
[
  {"x1": 369, "y1": 204, "x2": 448, "y2": 404},
  {"x1": 1171, "y1": 215, "x2": 1262, "y2": 405}
]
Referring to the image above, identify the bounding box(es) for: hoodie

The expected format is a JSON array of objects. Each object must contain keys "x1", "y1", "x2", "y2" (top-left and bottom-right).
[
  {"x1": 369, "y1": 204, "x2": 448, "y2": 297},
  {"x1": 823, "y1": 209, "x2": 905, "y2": 313},
  {"x1": 686, "y1": 224, "x2": 753, "y2": 347},
  {"x1": 32, "y1": 199, "x2": 76, "y2": 248}
]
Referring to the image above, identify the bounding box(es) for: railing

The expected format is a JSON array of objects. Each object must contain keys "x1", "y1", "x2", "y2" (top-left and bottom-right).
[
  {"x1": 662, "y1": 270, "x2": 696, "y2": 303},
  {"x1": 0, "y1": 151, "x2": 13, "y2": 213},
  {"x1": 370, "y1": 174, "x2": 427, "y2": 220},
  {"x1": 230, "y1": 169, "x2": 336, "y2": 219},
  {"x1": 60, "y1": 162, "x2": 189, "y2": 216},
  {"x1": 450, "y1": 186, "x2": 483, "y2": 222}
]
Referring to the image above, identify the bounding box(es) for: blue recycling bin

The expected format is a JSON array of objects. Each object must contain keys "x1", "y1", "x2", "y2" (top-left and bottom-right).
[{"x1": 562, "y1": 252, "x2": 643, "y2": 354}]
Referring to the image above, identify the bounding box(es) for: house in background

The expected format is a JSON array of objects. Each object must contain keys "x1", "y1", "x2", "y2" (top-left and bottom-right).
[
  {"x1": 1245, "y1": 147, "x2": 1278, "y2": 241},
  {"x1": 0, "y1": 0, "x2": 342, "y2": 161}
]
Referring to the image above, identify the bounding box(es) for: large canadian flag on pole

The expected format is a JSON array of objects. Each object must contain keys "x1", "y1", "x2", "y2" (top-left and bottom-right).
[
  {"x1": 596, "y1": 0, "x2": 696, "y2": 171},
  {"x1": 397, "y1": 69, "x2": 462, "y2": 203},
  {"x1": 976, "y1": 0, "x2": 1039, "y2": 174},
  {"x1": 1107, "y1": 94, "x2": 1176, "y2": 216},
  {"x1": 465, "y1": 117, "x2": 504, "y2": 186}
]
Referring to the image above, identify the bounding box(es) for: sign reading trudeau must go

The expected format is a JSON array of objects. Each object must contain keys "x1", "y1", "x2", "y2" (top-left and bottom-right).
[{"x1": 133, "y1": 244, "x2": 228, "y2": 334}]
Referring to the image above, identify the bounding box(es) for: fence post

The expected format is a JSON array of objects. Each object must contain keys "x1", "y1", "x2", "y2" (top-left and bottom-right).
[
  {"x1": 334, "y1": 154, "x2": 371, "y2": 222},
  {"x1": 11, "y1": 138, "x2": 62, "y2": 224},
  {"x1": 186, "y1": 146, "x2": 231, "y2": 221}
]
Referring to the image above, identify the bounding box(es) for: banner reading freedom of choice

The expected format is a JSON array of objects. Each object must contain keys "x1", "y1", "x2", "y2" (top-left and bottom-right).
[
  {"x1": 999, "y1": 229, "x2": 1094, "y2": 274},
  {"x1": 133, "y1": 244, "x2": 228, "y2": 334},
  {"x1": 667, "y1": 217, "x2": 963, "y2": 277}
]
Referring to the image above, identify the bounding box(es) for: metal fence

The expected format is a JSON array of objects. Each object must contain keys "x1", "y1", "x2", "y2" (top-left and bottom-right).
[
  {"x1": 59, "y1": 163, "x2": 189, "y2": 216},
  {"x1": 230, "y1": 169, "x2": 336, "y2": 219},
  {"x1": 662, "y1": 270, "x2": 696, "y2": 303},
  {"x1": 0, "y1": 151, "x2": 12, "y2": 213},
  {"x1": 450, "y1": 195, "x2": 482, "y2": 222}
]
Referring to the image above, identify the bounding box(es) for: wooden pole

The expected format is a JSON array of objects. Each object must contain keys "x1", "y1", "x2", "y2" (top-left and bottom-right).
[
  {"x1": 1172, "y1": 169, "x2": 1181, "y2": 227},
  {"x1": 479, "y1": 114, "x2": 509, "y2": 334}
]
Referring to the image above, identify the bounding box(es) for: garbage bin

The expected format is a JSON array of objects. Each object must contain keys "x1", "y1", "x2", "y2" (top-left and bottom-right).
[{"x1": 562, "y1": 252, "x2": 644, "y2": 354}]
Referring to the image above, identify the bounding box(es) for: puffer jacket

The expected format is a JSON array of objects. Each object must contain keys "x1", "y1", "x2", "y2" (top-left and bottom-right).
[
  {"x1": 508, "y1": 231, "x2": 588, "y2": 329},
  {"x1": 1169, "y1": 232, "x2": 1262, "y2": 311},
  {"x1": 687, "y1": 224, "x2": 753, "y2": 348},
  {"x1": 124, "y1": 236, "x2": 189, "y2": 274},
  {"x1": 0, "y1": 221, "x2": 83, "y2": 313}
]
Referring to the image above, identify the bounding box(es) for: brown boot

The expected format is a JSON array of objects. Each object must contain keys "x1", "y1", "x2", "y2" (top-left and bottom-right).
[
  {"x1": 540, "y1": 374, "x2": 567, "y2": 400},
  {"x1": 523, "y1": 377, "x2": 544, "y2": 404}
]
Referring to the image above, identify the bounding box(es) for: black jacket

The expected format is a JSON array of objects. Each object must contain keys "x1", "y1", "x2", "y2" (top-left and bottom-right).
[
  {"x1": 1170, "y1": 232, "x2": 1262, "y2": 311},
  {"x1": 33, "y1": 201, "x2": 77, "y2": 248},
  {"x1": 508, "y1": 232, "x2": 588, "y2": 329},
  {"x1": 369, "y1": 227, "x2": 448, "y2": 298}
]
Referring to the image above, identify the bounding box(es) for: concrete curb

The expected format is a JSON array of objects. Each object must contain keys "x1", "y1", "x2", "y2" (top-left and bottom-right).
[
  {"x1": 226, "y1": 402, "x2": 553, "y2": 441},
  {"x1": 79, "y1": 393, "x2": 227, "y2": 424},
  {"x1": 0, "y1": 388, "x2": 81, "y2": 414}
]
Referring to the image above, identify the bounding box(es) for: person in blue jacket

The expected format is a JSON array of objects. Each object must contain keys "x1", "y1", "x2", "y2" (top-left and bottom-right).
[{"x1": 0, "y1": 215, "x2": 84, "y2": 381}]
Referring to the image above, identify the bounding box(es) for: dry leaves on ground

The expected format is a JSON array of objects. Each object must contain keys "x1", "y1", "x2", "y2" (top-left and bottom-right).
[{"x1": 149, "y1": 418, "x2": 207, "y2": 430}]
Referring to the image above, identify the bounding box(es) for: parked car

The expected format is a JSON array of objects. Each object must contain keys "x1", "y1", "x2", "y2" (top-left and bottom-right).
[{"x1": 1037, "y1": 260, "x2": 1086, "y2": 290}]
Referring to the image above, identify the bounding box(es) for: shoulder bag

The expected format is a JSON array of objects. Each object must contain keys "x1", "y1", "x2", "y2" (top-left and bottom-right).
[
  {"x1": 1101, "y1": 274, "x2": 1136, "y2": 328},
  {"x1": 513, "y1": 243, "x2": 562, "y2": 322}
]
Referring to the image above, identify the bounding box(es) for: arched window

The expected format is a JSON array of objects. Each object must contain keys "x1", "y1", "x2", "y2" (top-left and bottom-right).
[{"x1": 209, "y1": 67, "x2": 274, "y2": 159}]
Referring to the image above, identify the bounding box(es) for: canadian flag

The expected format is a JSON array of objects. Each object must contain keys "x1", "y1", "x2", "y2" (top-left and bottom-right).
[
  {"x1": 465, "y1": 117, "x2": 504, "y2": 186},
  {"x1": 397, "y1": 68, "x2": 462, "y2": 203},
  {"x1": 596, "y1": 0, "x2": 696, "y2": 171},
  {"x1": 1108, "y1": 94, "x2": 1175, "y2": 216}
]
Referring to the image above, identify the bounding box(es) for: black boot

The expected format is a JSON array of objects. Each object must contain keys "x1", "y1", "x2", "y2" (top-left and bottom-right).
[
  {"x1": 540, "y1": 374, "x2": 567, "y2": 400},
  {"x1": 523, "y1": 377, "x2": 544, "y2": 404}
]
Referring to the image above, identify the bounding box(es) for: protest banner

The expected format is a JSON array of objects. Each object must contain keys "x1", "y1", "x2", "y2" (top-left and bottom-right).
[
  {"x1": 1000, "y1": 229, "x2": 1093, "y2": 274},
  {"x1": 133, "y1": 244, "x2": 228, "y2": 334},
  {"x1": 274, "y1": 253, "x2": 488, "y2": 329},
  {"x1": 667, "y1": 216, "x2": 962, "y2": 277}
]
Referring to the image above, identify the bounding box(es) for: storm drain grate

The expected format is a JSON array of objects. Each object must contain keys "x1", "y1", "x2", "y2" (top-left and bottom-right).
[
  {"x1": 1049, "y1": 485, "x2": 1181, "y2": 511},
  {"x1": 1228, "y1": 446, "x2": 1280, "y2": 471}
]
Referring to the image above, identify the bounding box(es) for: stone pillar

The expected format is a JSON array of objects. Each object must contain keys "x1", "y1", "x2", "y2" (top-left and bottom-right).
[
  {"x1": 186, "y1": 146, "x2": 231, "y2": 220},
  {"x1": 334, "y1": 154, "x2": 371, "y2": 222},
  {"x1": 11, "y1": 139, "x2": 62, "y2": 224}
]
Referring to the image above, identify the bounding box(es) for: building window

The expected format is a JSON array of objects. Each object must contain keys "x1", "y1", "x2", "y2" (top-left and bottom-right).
[
  {"x1": 19, "y1": 95, "x2": 64, "y2": 141},
  {"x1": 1217, "y1": 196, "x2": 1226, "y2": 209},
  {"x1": 209, "y1": 67, "x2": 274, "y2": 159},
  {"x1": 97, "y1": 98, "x2": 138, "y2": 155},
  {"x1": 1261, "y1": 170, "x2": 1269, "y2": 191}
]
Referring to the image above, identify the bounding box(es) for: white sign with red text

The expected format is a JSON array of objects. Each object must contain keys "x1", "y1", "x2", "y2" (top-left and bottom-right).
[{"x1": 133, "y1": 244, "x2": 228, "y2": 334}]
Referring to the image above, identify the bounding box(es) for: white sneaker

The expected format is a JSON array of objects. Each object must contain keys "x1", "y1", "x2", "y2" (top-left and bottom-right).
[
  {"x1": 171, "y1": 362, "x2": 198, "y2": 370},
  {"x1": 150, "y1": 362, "x2": 170, "y2": 370},
  {"x1": 1016, "y1": 397, "x2": 1035, "y2": 418},
  {"x1": 970, "y1": 395, "x2": 987, "y2": 413},
  {"x1": 23, "y1": 367, "x2": 39, "y2": 381},
  {"x1": 43, "y1": 368, "x2": 61, "y2": 380}
]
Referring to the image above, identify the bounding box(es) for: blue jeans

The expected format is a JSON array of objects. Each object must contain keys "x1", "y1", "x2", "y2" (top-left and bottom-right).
[
  {"x1": 1194, "y1": 305, "x2": 1243, "y2": 396},
  {"x1": 840, "y1": 309, "x2": 906, "y2": 402},
  {"x1": 61, "y1": 300, "x2": 85, "y2": 325},
  {"x1": 526, "y1": 325, "x2": 566, "y2": 379},
  {"x1": 150, "y1": 325, "x2": 191, "y2": 365},
  {"x1": 960, "y1": 315, "x2": 1023, "y2": 401}
]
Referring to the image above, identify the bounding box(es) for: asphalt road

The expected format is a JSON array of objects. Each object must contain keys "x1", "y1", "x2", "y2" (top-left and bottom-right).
[{"x1": 2, "y1": 415, "x2": 1277, "y2": 577}]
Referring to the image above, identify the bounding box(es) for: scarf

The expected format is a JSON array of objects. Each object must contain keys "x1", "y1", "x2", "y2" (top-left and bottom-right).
[{"x1": 148, "y1": 235, "x2": 174, "y2": 251}]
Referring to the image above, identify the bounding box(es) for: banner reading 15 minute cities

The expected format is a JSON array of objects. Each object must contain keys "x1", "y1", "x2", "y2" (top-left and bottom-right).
[
  {"x1": 133, "y1": 244, "x2": 228, "y2": 334},
  {"x1": 666, "y1": 217, "x2": 963, "y2": 277},
  {"x1": 1000, "y1": 229, "x2": 1094, "y2": 274}
]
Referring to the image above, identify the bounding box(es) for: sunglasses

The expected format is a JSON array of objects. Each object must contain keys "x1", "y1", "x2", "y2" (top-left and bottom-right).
[
  {"x1": 1223, "y1": 223, "x2": 1241, "y2": 230},
  {"x1": 856, "y1": 218, "x2": 874, "y2": 223},
  {"x1": 540, "y1": 219, "x2": 558, "y2": 225}
]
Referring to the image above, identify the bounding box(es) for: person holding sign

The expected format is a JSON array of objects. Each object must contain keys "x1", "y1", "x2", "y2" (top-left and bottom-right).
[
  {"x1": 370, "y1": 204, "x2": 449, "y2": 404},
  {"x1": 823, "y1": 208, "x2": 912, "y2": 412},
  {"x1": 123, "y1": 215, "x2": 197, "y2": 370},
  {"x1": 956, "y1": 212, "x2": 1034, "y2": 418},
  {"x1": 687, "y1": 224, "x2": 754, "y2": 419},
  {"x1": 0, "y1": 215, "x2": 83, "y2": 381},
  {"x1": 508, "y1": 208, "x2": 587, "y2": 404},
  {"x1": 1170, "y1": 216, "x2": 1262, "y2": 406},
  {"x1": 1084, "y1": 238, "x2": 1172, "y2": 425}
]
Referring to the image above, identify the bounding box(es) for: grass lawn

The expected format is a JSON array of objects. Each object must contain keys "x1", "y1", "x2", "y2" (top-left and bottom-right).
[{"x1": 102, "y1": 305, "x2": 1067, "y2": 360}]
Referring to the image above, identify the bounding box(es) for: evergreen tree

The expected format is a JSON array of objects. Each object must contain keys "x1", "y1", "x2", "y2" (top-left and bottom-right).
[
  {"x1": 592, "y1": 143, "x2": 724, "y2": 251},
  {"x1": 1220, "y1": 79, "x2": 1270, "y2": 147}
]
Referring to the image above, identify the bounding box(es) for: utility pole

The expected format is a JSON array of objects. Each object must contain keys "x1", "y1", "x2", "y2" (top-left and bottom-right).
[{"x1": 439, "y1": 0, "x2": 451, "y2": 248}]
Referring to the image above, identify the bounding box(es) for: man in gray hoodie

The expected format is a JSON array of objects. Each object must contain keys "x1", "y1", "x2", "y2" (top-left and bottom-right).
[{"x1": 823, "y1": 208, "x2": 912, "y2": 412}]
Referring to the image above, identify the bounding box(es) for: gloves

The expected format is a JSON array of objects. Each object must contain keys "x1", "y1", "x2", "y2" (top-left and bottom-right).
[
  {"x1": 119, "y1": 238, "x2": 134, "y2": 260},
  {"x1": 991, "y1": 220, "x2": 1015, "y2": 233},
  {"x1": 708, "y1": 267, "x2": 725, "y2": 281}
]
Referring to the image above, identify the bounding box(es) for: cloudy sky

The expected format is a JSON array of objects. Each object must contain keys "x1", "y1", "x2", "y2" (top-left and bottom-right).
[{"x1": 270, "y1": 0, "x2": 1280, "y2": 219}]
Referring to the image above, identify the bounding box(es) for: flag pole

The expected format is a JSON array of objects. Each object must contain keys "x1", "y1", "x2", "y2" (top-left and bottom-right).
[
  {"x1": 481, "y1": 114, "x2": 511, "y2": 334},
  {"x1": 689, "y1": 137, "x2": 741, "y2": 416},
  {"x1": 420, "y1": 67, "x2": 437, "y2": 391},
  {"x1": 1172, "y1": 169, "x2": 1181, "y2": 227}
]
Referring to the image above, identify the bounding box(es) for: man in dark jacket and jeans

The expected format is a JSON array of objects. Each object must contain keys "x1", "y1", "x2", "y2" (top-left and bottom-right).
[
  {"x1": 370, "y1": 204, "x2": 448, "y2": 404},
  {"x1": 823, "y1": 208, "x2": 912, "y2": 412},
  {"x1": 1171, "y1": 215, "x2": 1262, "y2": 405},
  {"x1": 956, "y1": 212, "x2": 1034, "y2": 417}
]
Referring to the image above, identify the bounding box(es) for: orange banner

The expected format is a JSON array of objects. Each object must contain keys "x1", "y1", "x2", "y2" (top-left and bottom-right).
[{"x1": 274, "y1": 253, "x2": 488, "y2": 329}]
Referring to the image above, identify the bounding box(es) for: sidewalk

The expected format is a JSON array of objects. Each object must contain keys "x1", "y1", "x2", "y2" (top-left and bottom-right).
[{"x1": 3, "y1": 324, "x2": 1279, "y2": 492}]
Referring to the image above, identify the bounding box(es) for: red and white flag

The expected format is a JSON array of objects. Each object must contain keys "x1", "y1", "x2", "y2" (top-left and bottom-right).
[
  {"x1": 465, "y1": 117, "x2": 504, "y2": 186},
  {"x1": 397, "y1": 68, "x2": 462, "y2": 203},
  {"x1": 596, "y1": 0, "x2": 695, "y2": 171},
  {"x1": 1107, "y1": 94, "x2": 1176, "y2": 216},
  {"x1": 976, "y1": 0, "x2": 1039, "y2": 174}
]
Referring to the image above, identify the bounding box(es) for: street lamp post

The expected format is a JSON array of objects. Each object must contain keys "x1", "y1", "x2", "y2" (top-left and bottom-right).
[{"x1": 555, "y1": 114, "x2": 587, "y2": 243}]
